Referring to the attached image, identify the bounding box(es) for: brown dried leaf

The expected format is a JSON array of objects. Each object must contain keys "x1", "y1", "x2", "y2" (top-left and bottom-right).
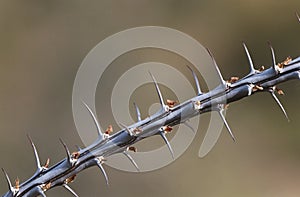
[{"x1": 105, "y1": 125, "x2": 113, "y2": 135}]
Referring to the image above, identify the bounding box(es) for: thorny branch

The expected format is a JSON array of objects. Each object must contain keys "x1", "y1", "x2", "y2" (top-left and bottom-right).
[{"x1": 1, "y1": 15, "x2": 300, "y2": 197}]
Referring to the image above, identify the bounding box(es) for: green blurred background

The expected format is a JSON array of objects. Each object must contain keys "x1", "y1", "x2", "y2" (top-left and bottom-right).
[{"x1": 1, "y1": 0, "x2": 300, "y2": 196}]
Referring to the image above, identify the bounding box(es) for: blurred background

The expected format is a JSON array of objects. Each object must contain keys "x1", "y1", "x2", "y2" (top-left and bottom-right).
[{"x1": 0, "y1": 0, "x2": 300, "y2": 196}]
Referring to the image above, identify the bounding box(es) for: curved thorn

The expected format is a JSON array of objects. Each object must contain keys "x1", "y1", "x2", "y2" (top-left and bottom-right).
[
  {"x1": 63, "y1": 184, "x2": 79, "y2": 197},
  {"x1": 123, "y1": 151, "x2": 140, "y2": 172},
  {"x1": 2, "y1": 168, "x2": 13, "y2": 192},
  {"x1": 186, "y1": 65, "x2": 202, "y2": 95},
  {"x1": 59, "y1": 138, "x2": 71, "y2": 163},
  {"x1": 183, "y1": 121, "x2": 196, "y2": 133},
  {"x1": 218, "y1": 110, "x2": 236, "y2": 142},
  {"x1": 159, "y1": 131, "x2": 175, "y2": 159},
  {"x1": 148, "y1": 71, "x2": 165, "y2": 108},
  {"x1": 133, "y1": 102, "x2": 142, "y2": 122},
  {"x1": 82, "y1": 101, "x2": 104, "y2": 139},
  {"x1": 267, "y1": 41, "x2": 277, "y2": 68},
  {"x1": 296, "y1": 12, "x2": 300, "y2": 23},
  {"x1": 242, "y1": 42, "x2": 256, "y2": 75},
  {"x1": 27, "y1": 134, "x2": 42, "y2": 169},
  {"x1": 95, "y1": 159, "x2": 109, "y2": 186},
  {"x1": 270, "y1": 91, "x2": 290, "y2": 121},
  {"x1": 206, "y1": 48, "x2": 226, "y2": 86}
]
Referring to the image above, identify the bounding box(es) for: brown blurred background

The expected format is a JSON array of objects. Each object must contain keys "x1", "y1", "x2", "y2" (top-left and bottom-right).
[{"x1": 1, "y1": 0, "x2": 300, "y2": 196}]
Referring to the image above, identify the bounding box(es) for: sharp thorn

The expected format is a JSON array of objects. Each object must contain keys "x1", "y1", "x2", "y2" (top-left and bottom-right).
[
  {"x1": 27, "y1": 134, "x2": 42, "y2": 170},
  {"x1": 82, "y1": 101, "x2": 104, "y2": 139},
  {"x1": 59, "y1": 138, "x2": 72, "y2": 164},
  {"x1": 242, "y1": 42, "x2": 256, "y2": 75},
  {"x1": 159, "y1": 131, "x2": 175, "y2": 159},
  {"x1": 123, "y1": 151, "x2": 140, "y2": 172},
  {"x1": 63, "y1": 184, "x2": 79, "y2": 197},
  {"x1": 218, "y1": 109, "x2": 236, "y2": 142},
  {"x1": 267, "y1": 41, "x2": 277, "y2": 69},
  {"x1": 148, "y1": 71, "x2": 166, "y2": 109},
  {"x1": 133, "y1": 102, "x2": 142, "y2": 122},
  {"x1": 206, "y1": 48, "x2": 226, "y2": 86},
  {"x1": 270, "y1": 91, "x2": 290, "y2": 121},
  {"x1": 296, "y1": 12, "x2": 300, "y2": 23},
  {"x1": 2, "y1": 168, "x2": 13, "y2": 192},
  {"x1": 95, "y1": 158, "x2": 109, "y2": 186},
  {"x1": 186, "y1": 65, "x2": 202, "y2": 95},
  {"x1": 183, "y1": 121, "x2": 196, "y2": 133}
]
